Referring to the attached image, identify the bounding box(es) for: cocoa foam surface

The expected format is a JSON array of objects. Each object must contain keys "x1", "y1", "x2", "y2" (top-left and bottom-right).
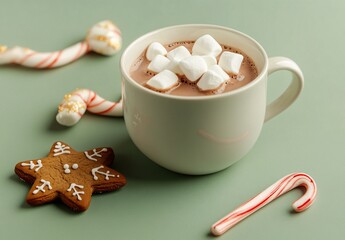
[{"x1": 130, "y1": 41, "x2": 258, "y2": 96}]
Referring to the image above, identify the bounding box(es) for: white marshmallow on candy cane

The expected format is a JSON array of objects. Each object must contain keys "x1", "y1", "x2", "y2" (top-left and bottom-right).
[
  {"x1": 56, "y1": 89, "x2": 123, "y2": 127},
  {"x1": 0, "y1": 20, "x2": 121, "y2": 69},
  {"x1": 211, "y1": 173, "x2": 317, "y2": 236}
]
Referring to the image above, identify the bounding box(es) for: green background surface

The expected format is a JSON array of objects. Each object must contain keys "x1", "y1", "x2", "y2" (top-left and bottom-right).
[{"x1": 0, "y1": 0, "x2": 343, "y2": 239}]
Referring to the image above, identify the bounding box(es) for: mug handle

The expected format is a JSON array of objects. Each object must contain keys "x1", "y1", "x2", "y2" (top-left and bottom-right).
[{"x1": 264, "y1": 57, "x2": 304, "y2": 122}]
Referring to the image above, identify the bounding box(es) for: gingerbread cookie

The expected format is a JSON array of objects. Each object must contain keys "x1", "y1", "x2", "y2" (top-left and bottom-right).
[{"x1": 14, "y1": 141, "x2": 126, "y2": 212}]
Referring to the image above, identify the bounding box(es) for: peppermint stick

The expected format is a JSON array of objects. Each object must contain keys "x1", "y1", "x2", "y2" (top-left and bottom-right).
[
  {"x1": 56, "y1": 89, "x2": 123, "y2": 126},
  {"x1": 211, "y1": 173, "x2": 317, "y2": 236},
  {"x1": 0, "y1": 20, "x2": 121, "y2": 68}
]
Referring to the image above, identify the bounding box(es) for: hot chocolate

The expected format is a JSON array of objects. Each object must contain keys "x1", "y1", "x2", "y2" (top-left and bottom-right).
[{"x1": 130, "y1": 40, "x2": 258, "y2": 96}]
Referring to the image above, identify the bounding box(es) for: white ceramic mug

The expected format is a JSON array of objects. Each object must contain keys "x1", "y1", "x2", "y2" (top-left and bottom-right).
[{"x1": 120, "y1": 24, "x2": 303, "y2": 175}]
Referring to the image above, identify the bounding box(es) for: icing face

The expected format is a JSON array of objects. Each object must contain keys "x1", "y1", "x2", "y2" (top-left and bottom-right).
[
  {"x1": 64, "y1": 164, "x2": 71, "y2": 174},
  {"x1": 63, "y1": 163, "x2": 79, "y2": 174}
]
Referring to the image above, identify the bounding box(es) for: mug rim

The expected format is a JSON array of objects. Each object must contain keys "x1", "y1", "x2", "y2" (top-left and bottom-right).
[{"x1": 120, "y1": 24, "x2": 268, "y2": 100}]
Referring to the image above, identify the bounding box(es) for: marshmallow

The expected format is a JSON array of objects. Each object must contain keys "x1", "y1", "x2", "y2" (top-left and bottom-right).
[
  {"x1": 201, "y1": 55, "x2": 217, "y2": 68},
  {"x1": 147, "y1": 55, "x2": 171, "y2": 73},
  {"x1": 146, "y1": 42, "x2": 167, "y2": 61},
  {"x1": 86, "y1": 20, "x2": 122, "y2": 56},
  {"x1": 192, "y1": 34, "x2": 222, "y2": 57},
  {"x1": 197, "y1": 70, "x2": 225, "y2": 92},
  {"x1": 208, "y1": 65, "x2": 230, "y2": 81},
  {"x1": 146, "y1": 70, "x2": 179, "y2": 91},
  {"x1": 167, "y1": 60, "x2": 184, "y2": 75},
  {"x1": 167, "y1": 46, "x2": 191, "y2": 75},
  {"x1": 179, "y1": 56, "x2": 208, "y2": 82},
  {"x1": 167, "y1": 46, "x2": 191, "y2": 61},
  {"x1": 218, "y1": 51, "x2": 244, "y2": 74}
]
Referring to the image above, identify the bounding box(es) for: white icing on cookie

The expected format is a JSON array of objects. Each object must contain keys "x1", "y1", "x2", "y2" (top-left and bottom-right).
[
  {"x1": 32, "y1": 179, "x2": 52, "y2": 194},
  {"x1": 91, "y1": 165, "x2": 115, "y2": 180},
  {"x1": 21, "y1": 160, "x2": 43, "y2": 172},
  {"x1": 84, "y1": 148, "x2": 107, "y2": 161},
  {"x1": 53, "y1": 142, "x2": 71, "y2": 156},
  {"x1": 63, "y1": 163, "x2": 79, "y2": 174},
  {"x1": 67, "y1": 183, "x2": 85, "y2": 201}
]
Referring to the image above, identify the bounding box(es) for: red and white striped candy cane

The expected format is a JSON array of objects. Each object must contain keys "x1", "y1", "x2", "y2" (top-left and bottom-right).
[
  {"x1": 56, "y1": 89, "x2": 123, "y2": 126},
  {"x1": 211, "y1": 172, "x2": 317, "y2": 236},
  {"x1": 0, "y1": 20, "x2": 121, "y2": 68}
]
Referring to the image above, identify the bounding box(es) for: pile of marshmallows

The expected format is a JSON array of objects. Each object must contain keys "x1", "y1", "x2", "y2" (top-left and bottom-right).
[{"x1": 145, "y1": 34, "x2": 244, "y2": 93}]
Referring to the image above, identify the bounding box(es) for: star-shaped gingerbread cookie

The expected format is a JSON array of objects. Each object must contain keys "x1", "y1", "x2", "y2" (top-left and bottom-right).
[{"x1": 14, "y1": 141, "x2": 126, "y2": 212}]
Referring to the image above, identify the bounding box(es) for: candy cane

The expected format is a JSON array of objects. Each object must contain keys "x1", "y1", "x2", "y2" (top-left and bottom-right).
[
  {"x1": 56, "y1": 89, "x2": 123, "y2": 126},
  {"x1": 211, "y1": 173, "x2": 317, "y2": 236},
  {"x1": 0, "y1": 20, "x2": 121, "y2": 68}
]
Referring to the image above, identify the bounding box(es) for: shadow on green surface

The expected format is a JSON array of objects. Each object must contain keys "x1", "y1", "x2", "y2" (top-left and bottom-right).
[
  {"x1": 113, "y1": 135, "x2": 219, "y2": 183},
  {"x1": 48, "y1": 112, "x2": 71, "y2": 132}
]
